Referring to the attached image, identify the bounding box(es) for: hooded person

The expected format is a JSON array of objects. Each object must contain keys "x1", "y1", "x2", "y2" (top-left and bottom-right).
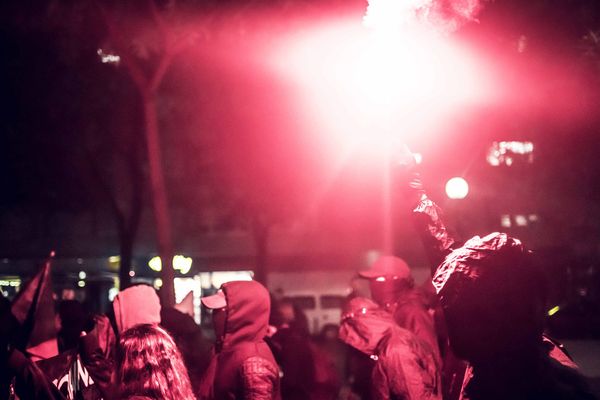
[
  {"x1": 268, "y1": 298, "x2": 316, "y2": 400},
  {"x1": 112, "y1": 284, "x2": 161, "y2": 334},
  {"x1": 339, "y1": 297, "x2": 441, "y2": 400},
  {"x1": 160, "y1": 306, "x2": 212, "y2": 394},
  {"x1": 198, "y1": 280, "x2": 281, "y2": 400},
  {"x1": 358, "y1": 255, "x2": 440, "y2": 367},
  {"x1": 432, "y1": 232, "x2": 596, "y2": 400},
  {"x1": 396, "y1": 147, "x2": 596, "y2": 399},
  {"x1": 65, "y1": 285, "x2": 161, "y2": 398}
]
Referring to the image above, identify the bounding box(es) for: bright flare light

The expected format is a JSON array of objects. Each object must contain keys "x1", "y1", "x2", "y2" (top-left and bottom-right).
[
  {"x1": 267, "y1": 19, "x2": 497, "y2": 160},
  {"x1": 445, "y1": 177, "x2": 469, "y2": 199},
  {"x1": 364, "y1": 0, "x2": 432, "y2": 30}
]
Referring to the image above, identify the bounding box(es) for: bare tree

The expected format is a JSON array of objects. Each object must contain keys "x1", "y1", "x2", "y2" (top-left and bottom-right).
[{"x1": 98, "y1": 0, "x2": 197, "y2": 306}]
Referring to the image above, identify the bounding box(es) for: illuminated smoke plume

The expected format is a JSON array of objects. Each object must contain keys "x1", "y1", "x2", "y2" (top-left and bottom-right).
[{"x1": 364, "y1": 0, "x2": 484, "y2": 33}]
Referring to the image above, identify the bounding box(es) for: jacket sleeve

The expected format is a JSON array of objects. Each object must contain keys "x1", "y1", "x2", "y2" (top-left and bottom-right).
[
  {"x1": 240, "y1": 356, "x2": 280, "y2": 400},
  {"x1": 393, "y1": 303, "x2": 440, "y2": 364},
  {"x1": 79, "y1": 314, "x2": 116, "y2": 398},
  {"x1": 371, "y1": 360, "x2": 393, "y2": 400},
  {"x1": 412, "y1": 193, "x2": 456, "y2": 276},
  {"x1": 378, "y1": 337, "x2": 441, "y2": 400}
]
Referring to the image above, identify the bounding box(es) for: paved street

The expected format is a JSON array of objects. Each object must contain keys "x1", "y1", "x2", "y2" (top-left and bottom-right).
[{"x1": 562, "y1": 340, "x2": 600, "y2": 396}]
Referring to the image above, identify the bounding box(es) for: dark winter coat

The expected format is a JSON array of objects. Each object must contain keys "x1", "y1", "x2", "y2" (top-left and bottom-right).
[
  {"x1": 387, "y1": 289, "x2": 440, "y2": 366},
  {"x1": 198, "y1": 280, "x2": 281, "y2": 400},
  {"x1": 411, "y1": 192, "x2": 597, "y2": 400},
  {"x1": 459, "y1": 335, "x2": 596, "y2": 400},
  {"x1": 269, "y1": 326, "x2": 315, "y2": 400},
  {"x1": 339, "y1": 297, "x2": 441, "y2": 400}
]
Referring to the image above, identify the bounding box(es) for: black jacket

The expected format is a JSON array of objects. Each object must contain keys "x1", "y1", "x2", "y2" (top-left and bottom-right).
[
  {"x1": 411, "y1": 192, "x2": 597, "y2": 400},
  {"x1": 198, "y1": 280, "x2": 281, "y2": 400},
  {"x1": 339, "y1": 297, "x2": 441, "y2": 400}
]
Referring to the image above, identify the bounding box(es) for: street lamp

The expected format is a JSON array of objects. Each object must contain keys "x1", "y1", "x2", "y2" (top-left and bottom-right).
[{"x1": 445, "y1": 177, "x2": 469, "y2": 199}]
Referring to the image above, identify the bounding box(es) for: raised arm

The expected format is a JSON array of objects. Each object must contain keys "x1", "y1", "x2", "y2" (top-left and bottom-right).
[{"x1": 393, "y1": 146, "x2": 456, "y2": 275}]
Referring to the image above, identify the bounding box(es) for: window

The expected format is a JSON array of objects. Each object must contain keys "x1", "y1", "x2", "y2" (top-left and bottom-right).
[
  {"x1": 286, "y1": 296, "x2": 316, "y2": 310},
  {"x1": 320, "y1": 295, "x2": 345, "y2": 309}
]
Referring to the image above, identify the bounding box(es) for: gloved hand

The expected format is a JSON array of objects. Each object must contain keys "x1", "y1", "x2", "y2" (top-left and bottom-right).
[{"x1": 391, "y1": 144, "x2": 425, "y2": 203}]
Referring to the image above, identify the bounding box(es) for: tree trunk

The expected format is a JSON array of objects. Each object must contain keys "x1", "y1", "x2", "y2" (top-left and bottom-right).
[
  {"x1": 142, "y1": 91, "x2": 175, "y2": 307},
  {"x1": 119, "y1": 232, "x2": 133, "y2": 289},
  {"x1": 118, "y1": 142, "x2": 144, "y2": 291},
  {"x1": 252, "y1": 217, "x2": 269, "y2": 286}
]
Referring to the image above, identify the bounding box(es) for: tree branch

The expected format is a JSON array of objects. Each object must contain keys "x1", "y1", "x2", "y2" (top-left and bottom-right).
[{"x1": 97, "y1": 2, "x2": 150, "y2": 92}]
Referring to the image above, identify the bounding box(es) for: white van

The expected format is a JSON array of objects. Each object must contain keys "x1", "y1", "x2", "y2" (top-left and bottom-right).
[{"x1": 268, "y1": 271, "x2": 361, "y2": 335}]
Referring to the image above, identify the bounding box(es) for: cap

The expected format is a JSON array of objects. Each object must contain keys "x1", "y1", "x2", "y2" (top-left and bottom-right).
[
  {"x1": 201, "y1": 289, "x2": 227, "y2": 309},
  {"x1": 358, "y1": 255, "x2": 411, "y2": 280}
]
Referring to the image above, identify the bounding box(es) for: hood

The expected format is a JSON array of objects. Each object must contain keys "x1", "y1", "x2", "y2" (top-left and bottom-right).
[
  {"x1": 220, "y1": 280, "x2": 270, "y2": 350},
  {"x1": 431, "y1": 232, "x2": 543, "y2": 361},
  {"x1": 113, "y1": 285, "x2": 161, "y2": 334},
  {"x1": 338, "y1": 297, "x2": 396, "y2": 356},
  {"x1": 432, "y1": 232, "x2": 529, "y2": 308}
]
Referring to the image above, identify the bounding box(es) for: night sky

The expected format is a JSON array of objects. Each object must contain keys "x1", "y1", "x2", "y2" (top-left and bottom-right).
[{"x1": 1, "y1": 0, "x2": 600, "y2": 277}]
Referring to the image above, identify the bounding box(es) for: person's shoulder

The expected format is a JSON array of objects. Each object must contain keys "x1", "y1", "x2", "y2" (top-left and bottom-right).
[
  {"x1": 378, "y1": 327, "x2": 414, "y2": 355},
  {"x1": 241, "y1": 355, "x2": 279, "y2": 375},
  {"x1": 396, "y1": 289, "x2": 430, "y2": 308},
  {"x1": 380, "y1": 327, "x2": 435, "y2": 360}
]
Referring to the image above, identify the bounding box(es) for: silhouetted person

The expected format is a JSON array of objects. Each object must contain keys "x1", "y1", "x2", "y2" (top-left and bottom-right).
[
  {"x1": 269, "y1": 299, "x2": 315, "y2": 400},
  {"x1": 433, "y1": 232, "x2": 596, "y2": 399},
  {"x1": 311, "y1": 324, "x2": 344, "y2": 400},
  {"x1": 398, "y1": 146, "x2": 597, "y2": 399},
  {"x1": 160, "y1": 307, "x2": 212, "y2": 394},
  {"x1": 57, "y1": 300, "x2": 88, "y2": 353},
  {"x1": 198, "y1": 280, "x2": 281, "y2": 400}
]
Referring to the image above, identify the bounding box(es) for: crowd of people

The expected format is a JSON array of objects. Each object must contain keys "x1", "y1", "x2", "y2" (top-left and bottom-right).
[{"x1": 1, "y1": 150, "x2": 598, "y2": 400}]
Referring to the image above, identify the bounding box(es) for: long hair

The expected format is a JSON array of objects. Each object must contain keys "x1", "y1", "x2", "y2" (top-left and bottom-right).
[{"x1": 116, "y1": 324, "x2": 196, "y2": 400}]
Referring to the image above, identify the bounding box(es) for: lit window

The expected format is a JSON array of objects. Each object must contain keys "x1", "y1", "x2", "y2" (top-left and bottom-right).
[
  {"x1": 500, "y1": 215, "x2": 511, "y2": 228},
  {"x1": 515, "y1": 215, "x2": 528, "y2": 226},
  {"x1": 487, "y1": 141, "x2": 534, "y2": 166}
]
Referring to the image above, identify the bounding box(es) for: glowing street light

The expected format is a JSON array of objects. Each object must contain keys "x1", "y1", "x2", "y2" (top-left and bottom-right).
[{"x1": 445, "y1": 177, "x2": 469, "y2": 199}]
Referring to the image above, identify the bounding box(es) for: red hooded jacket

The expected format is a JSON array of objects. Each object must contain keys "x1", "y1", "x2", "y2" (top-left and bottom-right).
[{"x1": 198, "y1": 280, "x2": 281, "y2": 400}]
